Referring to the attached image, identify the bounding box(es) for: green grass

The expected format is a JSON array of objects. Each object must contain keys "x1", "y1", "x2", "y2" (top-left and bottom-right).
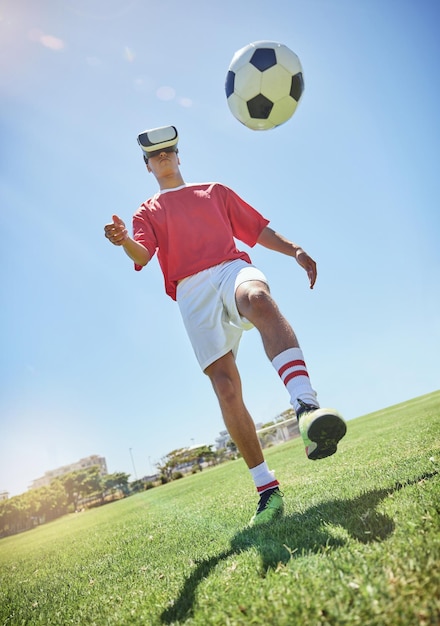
[{"x1": 1, "y1": 391, "x2": 439, "y2": 626}]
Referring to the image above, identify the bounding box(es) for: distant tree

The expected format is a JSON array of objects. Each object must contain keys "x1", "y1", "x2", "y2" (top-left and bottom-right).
[
  {"x1": 158, "y1": 445, "x2": 216, "y2": 479},
  {"x1": 78, "y1": 466, "x2": 103, "y2": 496},
  {"x1": 0, "y1": 498, "x2": 22, "y2": 535},
  {"x1": 130, "y1": 479, "x2": 145, "y2": 493},
  {"x1": 61, "y1": 473, "x2": 81, "y2": 510},
  {"x1": 61, "y1": 466, "x2": 104, "y2": 508},
  {"x1": 275, "y1": 408, "x2": 295, "y2": 422},
  {"x1": 214, "y1": 447, "x2": 228, "y2": 463},
  {"x1": 32, "y1": 486, "x2": 52, "y2": 522},
  {"x1": 193, "y1": 445, "x2": 216, "y2": 467},
  {"x1": 104, "y1": 472, "x2": 130, "y2": 496},
  {"x1": 157, "y1": 448, "x2": 186, "y2": 479},
  {"x1": 113, "y1": 472, "x2": 130, "y2": 494},
  {"x1": 226, "y1": 439, "x2": 238, "y2": 458},
  {"x1": 44, "y1": 480, "x2": 68, "y2": 519}
]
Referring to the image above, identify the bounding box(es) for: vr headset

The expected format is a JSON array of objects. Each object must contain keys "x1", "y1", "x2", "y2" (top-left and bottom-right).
[{"x1": 137, "y1": 125, "x2": 179, "y2": 162}]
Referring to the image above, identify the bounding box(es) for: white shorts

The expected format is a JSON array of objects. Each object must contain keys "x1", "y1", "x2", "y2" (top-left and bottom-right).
[{"x1": 176, "y1": 259, "x2": 268, "y2": 371}]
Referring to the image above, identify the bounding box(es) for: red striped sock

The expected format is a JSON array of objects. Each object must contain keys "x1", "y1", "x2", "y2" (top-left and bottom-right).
[
  {"x1": 272, "y1": 347, "x2": 319, "y2": 413},
  {"x1": 249, "y1": 461, "x2": 279, "y2": 494}
]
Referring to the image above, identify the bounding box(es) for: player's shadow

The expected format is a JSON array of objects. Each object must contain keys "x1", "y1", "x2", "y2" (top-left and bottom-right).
[{"x1": 160, "y1": 471, "x2": 437, "y2": 624}]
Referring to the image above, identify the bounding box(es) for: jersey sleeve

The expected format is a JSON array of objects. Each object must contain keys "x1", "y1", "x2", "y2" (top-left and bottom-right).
[
  {"x1": 132, "y1": 205, "x2": 158, "y2": 271},
  {"x1": 221, "y1": 185, "x2": 270, "y2": 246}
]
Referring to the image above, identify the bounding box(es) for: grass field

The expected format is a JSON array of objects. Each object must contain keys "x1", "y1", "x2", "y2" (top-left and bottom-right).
[{"x1": 1, "y1": 391, "x2": 439, "y2": 626}]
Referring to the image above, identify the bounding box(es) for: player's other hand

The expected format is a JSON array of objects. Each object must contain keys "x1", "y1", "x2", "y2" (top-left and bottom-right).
[
  {"x1": 296, "y1": 250, "x2": 317, "y2": 289},
  {"x1": 104, "y1": 215, "x2": 128, "y2": 246}
]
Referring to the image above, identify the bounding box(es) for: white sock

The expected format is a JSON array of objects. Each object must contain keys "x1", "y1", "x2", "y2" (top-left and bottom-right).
[
  {"x1": 272, "y1": 347, "x2": 319, "y2": 413},
  {"x1": 249, "y1": 461, "x2": 279, "y2": 494}
]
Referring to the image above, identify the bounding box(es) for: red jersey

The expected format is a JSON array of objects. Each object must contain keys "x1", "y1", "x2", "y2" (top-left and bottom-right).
[{"x1": 132, "y1": 182, "x2": 270, "y2": 300}]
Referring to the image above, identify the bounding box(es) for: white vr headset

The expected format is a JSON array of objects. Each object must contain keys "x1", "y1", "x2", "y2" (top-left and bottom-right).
[{"x1": 137, "y1": 125, "x2": 179, "y2": 161}]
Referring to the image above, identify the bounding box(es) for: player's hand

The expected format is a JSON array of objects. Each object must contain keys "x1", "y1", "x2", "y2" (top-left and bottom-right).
[
  {"x1": 296, "y1": 249, "x2": 317, "y2": 289},
  {"x1": 104, "y1": 215, "x2": 129, "y2": 246}
]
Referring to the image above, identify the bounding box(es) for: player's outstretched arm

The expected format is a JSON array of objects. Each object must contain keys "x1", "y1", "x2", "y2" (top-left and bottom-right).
[
  {"x1": 257, "y1": 226, "x2": 317, "y2": 289},
  {"x1": 104, "y1": 214, "x2": 151, "y2": 268}
]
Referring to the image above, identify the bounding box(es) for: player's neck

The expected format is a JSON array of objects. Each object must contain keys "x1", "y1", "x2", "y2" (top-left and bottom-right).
[{"x1": 158, "y1": 172, "x2": 185, "y2": 190}]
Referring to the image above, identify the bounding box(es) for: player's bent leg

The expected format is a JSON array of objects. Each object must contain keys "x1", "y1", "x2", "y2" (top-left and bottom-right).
[
  {"x1": 236, "y1": 281, "x2": 346, "y2": 460},
  {"x1": 235, "y1": 280, "x2": 299, "y2": 360}
]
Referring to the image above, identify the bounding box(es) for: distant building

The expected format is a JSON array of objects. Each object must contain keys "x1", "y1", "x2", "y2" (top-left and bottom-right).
[
  {"x1": 142, "y1": 474, "x2": 159, "y2": 483},
  {"x1": 0, "y1": 491, "x2": 9, "y2": 501},
  {"x1": 214, "y1": 430, "x2": 230, "y2": 450},
  {"x1": 30, "y1": 455, "x2": 108, "y2": 490}
]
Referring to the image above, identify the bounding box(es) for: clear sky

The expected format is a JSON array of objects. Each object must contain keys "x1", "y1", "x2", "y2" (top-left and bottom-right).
[{"x1": 1, "y1": 0, "x2": 439, "y2": 497}]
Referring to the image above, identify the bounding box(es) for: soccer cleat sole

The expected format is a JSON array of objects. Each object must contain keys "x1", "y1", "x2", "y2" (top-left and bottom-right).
[{"x1": 306, "y1": 410, "x2": 347, "y2": 460}]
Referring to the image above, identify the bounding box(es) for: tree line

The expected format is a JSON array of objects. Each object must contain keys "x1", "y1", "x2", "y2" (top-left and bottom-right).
[
  {"x1": 0, "y1": 444, "x2": 239, "y2": 539},
  {"x1": 0, "y1": 466, "x2": 130, "y2": 538},
  {"x1": 155, "y1": 444, "x2": 227, "y2": 480}
]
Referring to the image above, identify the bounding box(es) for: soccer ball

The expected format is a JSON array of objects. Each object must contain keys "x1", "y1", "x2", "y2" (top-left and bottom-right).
[{"x1": 225, "y1": 41, "x2": 304, "y2": 130}]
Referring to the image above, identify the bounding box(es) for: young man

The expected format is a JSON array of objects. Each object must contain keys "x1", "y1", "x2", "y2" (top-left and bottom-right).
[{"x1": 104, "y1": 125, "x2": 346, "y2": 526}]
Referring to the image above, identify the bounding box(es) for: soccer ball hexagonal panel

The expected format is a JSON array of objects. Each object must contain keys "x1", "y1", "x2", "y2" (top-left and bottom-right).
[{"x1": 225, "y1": 40, "x2": 304, "y2": 131}]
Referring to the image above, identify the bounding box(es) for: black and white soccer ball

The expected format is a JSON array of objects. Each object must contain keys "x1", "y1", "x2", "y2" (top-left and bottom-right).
[{"x1": 225, "y1": 41, "x2": 304, "y2": 130}]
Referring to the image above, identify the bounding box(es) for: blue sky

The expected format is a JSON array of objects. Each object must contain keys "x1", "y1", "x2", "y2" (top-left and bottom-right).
[{"x1": 1, "y1": 0, "x2": 439, "y2": 497}]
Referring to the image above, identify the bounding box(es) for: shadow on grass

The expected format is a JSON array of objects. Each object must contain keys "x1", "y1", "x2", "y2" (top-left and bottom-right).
[{"x1": 160, "y1": 471, "x2": 438, "y2": 624}]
